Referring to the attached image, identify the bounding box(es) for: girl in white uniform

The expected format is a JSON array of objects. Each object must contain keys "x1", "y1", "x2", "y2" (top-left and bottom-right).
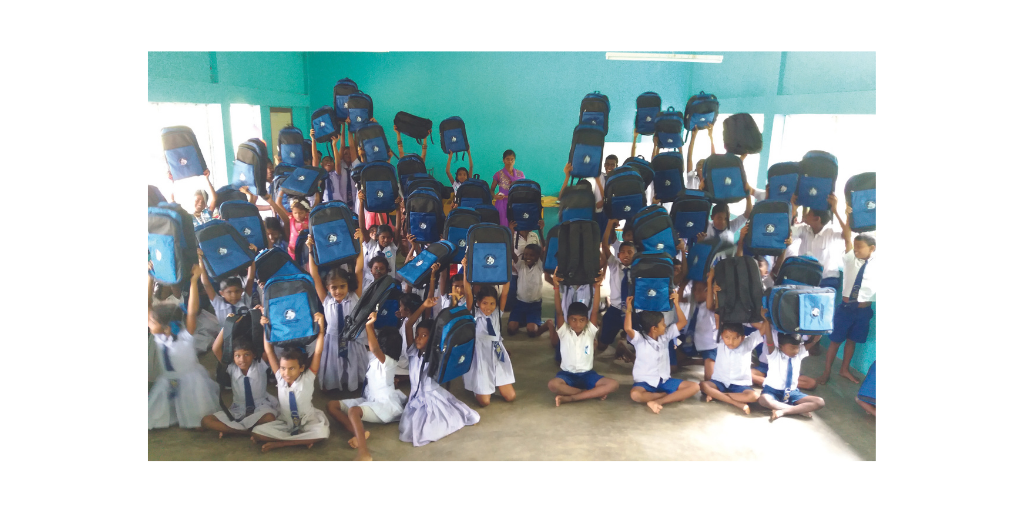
[
  {"x1": 202, "y1": 334, "x2": 278, "y2": 436},
  {"x1": 148, "y1": 268, "x2": 220, "y2": 430},
  {"x1": 250, "y1": 312, "x2": 329, "y2": 452},
  {"x1": 307, "y1": 234, "x2": 368, "y2": 392},
  {"x1": 327, "y1": 312, "x2": 408, "y2": 461},
  {"x1": 460, "y1": 263, "x2": 516, "y2": 407}
]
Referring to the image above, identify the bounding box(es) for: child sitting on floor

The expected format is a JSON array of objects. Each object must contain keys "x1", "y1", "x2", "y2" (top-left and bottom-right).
[
  {"x1": 624, "y1": 295, "x2": 701, "y2": 414},
  {"x1": 757, "y1": 329, "x2": 825, "y2": 422},
  {"x1": 202, "y1": 334, "x2": 278, "y2": 437},
  {"x1": 548, "y1": 271, "x2": 619, "y2": 406},
  {"x1": 461, "y1": 259, "x2": 515, "y2": 407},
  {"x1": 699, "y1": 322, "x2": 761, "y2": 415}
]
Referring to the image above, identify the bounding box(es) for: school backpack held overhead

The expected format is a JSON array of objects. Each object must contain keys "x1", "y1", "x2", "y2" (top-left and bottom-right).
[
  {"x1": 263, "y1": 273, "x2": 321, "y2": 349},
  {"x1": 161, "y1": 126, "x2": 208, "y2": 181},
  {"x1": 777, "y1": 255, "x2": 823, "y2": 287},
  {"x1": 393, "y1": 111, "x2": 433, "y2": 143},
  {"x1": 558, "y1": 182, "x2": 596, "y2": 223},
  {"x1": 148, "y1": 185, "x2": 166, "y2": 207},
  {"x1": 671, "y1": 189, "x2": 712, "y2": 242},
  {"x1": 622, "y1": 156, "x2": 655, "y2": 189},
  {"x1": 543, "y1": 221, "x2": 560, "y2": 273},
  {"x1": 763, "y1": 285, "x2": 835, "y2": 335},
  {"x1": 355, "y1": 122, "x2": 392, "y2": 163},
  {"x1": 397, "y1": 154, "x2": 427, "y2": 192},
  {"x1": 232, "y1": 141, "x2": 267, "y2": 197},
  {"x1": 465, "y1": 224, "x2": 514, "y2": 285},
  {"x1": 845, "y1": 172, "x2": 876, "y2": 232},
  {"x1": 311, "y1": 106, "x2": 341, "y2": 144},
  {"x1": 426, "y1": 305, "x2": 476, "y2": 384},
  {"x1": 722, "y1": 113, "x2": 762, "y2": 155},
  {"x1": 454, "y1": 175, "x2": 491, "y2": 208},
  {"x1": 796, "y1": 150, "x2": 838, "y2": 211},
  {"x1": 195, "y1": 220, "x2": 257, "y2": 281},
  {"x1": 407, "y1": 189, "x2": 445, "y2": 243},
  {"x1": 443, "y1": 207, "x2": 482, "y2": 261},
  {"x1": 579, "y1": 91, "x2": 610, "y2": 135},
  {"x1": 632, "y1": 205, "x2": 678, "y2": 254},
  {"x1": 635, "y1": 91, "x2": 662, "y2": 136},
  {"x1": 308, "y1": 201, "x2": 360, "y2": 267},
  {"x1": 604, "y1": 168, "x2": 647, "y2": 221},
  {"x1": 254, "y1": 247, "x2": 303, "y2": 285},
  {"x1": 568, "y1": 124, "x2": 606, "y2": 178},
  {"x1": 743, "y1": 200, "x2": 792, "y2": 256},
  {"x1": 439, "y1": 116, "x2": 470, "y2": 158},
  {"x1": 655, "y1": 108, "x2": 685, "y2": 149},
  {"x1": 346, "y1": 92, "x2": 374, "y2": 132},
  {"x1": 683, "y1": 91, "x2": 720, "y2": 131},
  {"x1": 710, "y1": 256, "x2": 765, "y2": 324},
  {"x1": 219, "y1": 200, "x2": 269, "y2": 252},
  {"x1": 398, "y1": 240, "x2": 455, "y2": 289},
  {"x1": 507, "y1": 179, "x2": 543, "y2": 232},
  {"x1": 342, "y1": 275, "x2": 400, "y2": 342},
  {"x1": 148, "y1": 202, "x2": 199, "y2": 286},
  {"x1": 651, "y1": 152, "x2": 685, "y2": 202},
  {"x1": 630, "y1": 251, "x2": 675, "y2": 312},
  {"x1": 766, "y1": 162, "x2": 801, "y2": 203},
  {"x1": 474, "y1": 204, "x2": 500, "y2": 225},
  {"x1": 333, "y1": 78, "x2": 359, "y2": 121},
  {"x1": 405, "y1": 175, "x2": 450, "y2": 202},
  {"x1": 278, "y1": 126, "x2": 305, "y2": 166},
  {"x1": 685, "y1": 236, "x2": 735, "y2": 282},
  {"x1": 280, "y1": 166, "x2": 327, "y2": 198},
  {"x1": 359, "y1": 161, "x2": 398, "y2": 213},
  {"x1": 556, "y1": 220, "x2": 601, "y2": 286},
  {"x1": 702, "y1": 153, "x2": 748, "y2": 204}
]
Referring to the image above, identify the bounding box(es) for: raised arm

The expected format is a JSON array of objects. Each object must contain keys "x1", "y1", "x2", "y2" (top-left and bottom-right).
[
  {"x1": 260, "y1": 314, "x2": 279, "y2": 375},
  {"x1": 499, "y1": 279, "x2": 510, "y2": 312},
  {"x1": 308, "y1": 312, "x2": 325, "y2": 375},
  {"x1": 203, "y1": 170, "x2": 217, "y2": 213},
  {"x1": 461, "y1": 256, "x2": 474, "y2": 309},
  {"x1": 558, "y1": 163, "x2": 572, "y2": 199},
  {"x1": 212, "y1": 328, "x2": 225, "y2": 363},
  {"x1": 357, "y1": 190, "x2": 369, "y2": 241},
  {"x1": 310, "y1": 129, "x2": 320, "y2": 167},
  {"x1": 348, "y1": 129, "x2": 359, "y2": 164},
  {"x1": 590, "y1": 273, "x2": 603, "y2": 325},
  {"x1": 427, "y1": 262, "x2": 440, "y2": 299},
  {"x1": 595, "y1": 176, "x2": 606, "y2": 211},
  {"x1": 686, "y1": 129, "x2": 697, "y2": 176},
  {"x1": 742, "y1": 186, "x2": 754, "y2": 218},
  {"x1": 196, "y1": 249, "x2": 217, "y2": 301},
  {"x1": 552, "y1": 271, "x2": 565, "y2": 329},
  {"x1": 537, "y1": 218, "x2": 546, "y2": 245},
  {"x1": 829, "y1": 193, "x2": 848, "y2": 233},
  {"x1": 631, "y1": 129, "x2": 638, "y2": 158},
  {"x1": 353, "y1": 230, "x2": 365, "y2": 297},
  {"x1": 445, "y1": 152, "x2": 456, "y2": 185},
  {"x1": 843, "y1": 205, "x2": 854, "y2": 252},
  {"x1": 185, "y1": 264, "x2": 202, "y2": 335},
  {"x1": 394, "y1": 127, "x2": 405, "y2": 158},
  {"x1": 244, "y1": 246, "x2": 257, "y2": 295},
  {"x1": 601, "y1": 218, "x2": 616, "y2": 261},
  {"x1": 467, "y1": 148, "x2": 474, "y2": 174},
  {"x1": 672, "y1": 291, "x2": 687, "y2": 331},
  {"x1": 365, "y1": 312, "x2": 385, "y2": 364},
  {"x1": 420, "y1": 130, "x2": 429, "y2": 159},
  {"x1": 650, "y1": 135, "x2": 660, "y2": 161},
  {"x1": 623, "y1": 296, "x2": 636, "y2": 340},
  {"x1": 263, "y1": 188, "x2": 290, "y2": 222},
  {"x1": 736, "y1": 223, "x2": 749, "y2": 257},
  {"x1": 307, "y1": 236, "x2": 327, "y2": 302},
  {"x1": 707, "y1": 124, "x2": 716, "y2": 155}
]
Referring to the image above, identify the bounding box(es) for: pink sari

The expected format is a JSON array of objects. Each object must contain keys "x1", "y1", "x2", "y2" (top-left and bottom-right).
[{"x1": 493, "y1": 167, "x2": 524, "y2": 227}]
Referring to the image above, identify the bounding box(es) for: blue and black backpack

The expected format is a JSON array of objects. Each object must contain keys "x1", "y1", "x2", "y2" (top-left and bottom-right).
[
  {"x1": 622, "y1": 156, "x2": 655, "y2": 189},
  {"x1": 231, "y1": 141, "x2": 267, "y2": 197},
  {"x1": 311, "y1": 106, "x2": 340, "y2": 144},
  {"x1": 474, "y1": 204, "x2": 500, "y2": 225},
  {"x1": 651, "y1": 152, "x2": 685, "y2": 202},
  {"x1": 425, "y1": 305, "x2": 476, "y2": 384},
  {"x1": 543, "y1": 221, "x2": 561, "y2": 273},
  {"x1": 454, "y1": 175, "x2": 491, "y2": 208},
  {"x1": 630, "y1": 251, "x2": 675, "y2": 312},
  {"x1": 397, "y1": 154, "x2": 427, "y2": 192},
  {"x1": 579, "y1": 92, "x2": 610, "y2": 135},
  {"x1": 359, "y1": 162, "x2": 398, "y2": 213},
  {"x1": 670, "y1": 189, "x2": 712, "y2": 242},
  {"x1": 263, "y1": 273, "x2": 321, "y2": 349},
  {"x1": 654, "y1": 108, "x2": 684, "y2": 149},
  {"x1": 766, "y1": 162, "x2": 801, "y2": 203},
  {"x1": 507, "y1": 179, "x2": 542, "y2": 231},
  {"x1": 465, "y1": 224, "x2": 513, "y2": 285},
  {"x1": 278, "y1": 126, "x2": 305, "y2": 166},
  {"x1": 777, "y1": 255, "x2": 823, "y2": 287},
  {"x1": 632, "y1": 205, "x2": 677, "y2": 255},
  {"x1": 604, "y1": 168, "x2": 647, "y2": 221},
  {"x1": 333, "y1": 78, "x2": 359, "y2": 121},
  {"x1": 398, "y1": 240, "x2": 455, "y2": 289},
  {"x1": 763, "y1": 285, "x2": 835, "y2": 335},
  {"x1": 439, "y1": 116, "x2": 469, "y2": 159},
  {"x1": 844, "y1": 172, "x2": 876, "y2": 232},
  {"x1": 280, "y1": 166, "x2": 327, "y2": 198},
  {"x1": 702, "y1": 153, "x2": 748, "y2": 204},
  {"x1": 683, "y1": 91, "x2": 720, "y2": 132},
  {"x1": 742, "y1": 200, "x2": 791, "y2": 256},
  {"x1": 356, "y1": 122, "x2": 392, "y2": 163},
  {"x1": 254, "y1": 247, "x2": 303, "y2": 286},
  {"x1": 308, "y1": 201, "x2": 360, "y2": 267},
  {"x1": 796, "y1": 150, "x2": 838, "y2": 211},
  {"x1": 161, "y1": 126, "x2": 207, "y2": 181},
  {"x1": 219, "y1": 200, "x2": 269, "y2": 252},
  {"x1": 568, "y1": 124, "x2": 605, "y2": 178},
  {"x1": 443, "y1": 207, "x2": 481, "y2": 261},
  {"x1": 558, "y1": 182, "x2": 595, "y2": 223},
  {"x1": 346, "y1": 92, "x2": 373, "y2": 132},
  {"x1": 685, "y1": 236, "x2": 735, "y2": 282},
  {"x1": 635, "y1": 91, "x2": 661, "y2": 136},
  {"x1": 195, "y1": 219, "x2": 257, "y2": 281},
  {"x1": 148, "y1": 202, "x2": 199, "y2": 285},
  {"x1": 407, "y1": 189, "x2": 445, "y2": 243},
  {"x1": 340, "y1": 275, "x2": 399, "y2": 341}
]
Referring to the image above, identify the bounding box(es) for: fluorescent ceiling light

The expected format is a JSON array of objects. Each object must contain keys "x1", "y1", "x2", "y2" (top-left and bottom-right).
[{"x1": 605, "y1": 52, "x2": 723, "y2": 63}]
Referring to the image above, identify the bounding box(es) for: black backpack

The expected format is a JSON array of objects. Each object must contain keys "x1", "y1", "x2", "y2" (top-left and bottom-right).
[
  {"x1": 722, "y1": 114, "x2": 762, "y2": 155},
  {"x1": 148, "y1": 185, "x2": 166, "y2": 208},
  {"x1": 556, "y1": 220, "x2": 601, "y2": 286},
  {"x1": 394, "y1": 111, "x2": 433, "y2": 143},
  {"x1": 333, "y1": 78, "x2": 359, "y2": 120},
  {"x1": 311, "y1": 106, "x2": 341, "y2": 144},
  {"x1": 558, "y1": 183, "x2": 596, "y2": 223},
  {"x1": 629, "y1": 251, "x2": 675, "y2": 312},
  {"x1": 342, "y1": 275, "x2": 400, "y2": 342},
  {"x1": 474, "y1": 204, "x2": 500, "y2": 225},
  {"x1": 425, "y1": 305, "x2": 476, "y2": 384},
  {"x1": 579, "y1": 92, "x2": 610, "y2": 135},
  {"x1": 670, "y1": 190, "x2": 713, "y2": 242},
  {"x1": 651, "y1": 152, "x2": 685, "y2": 202},
  {"x1": 622, "y1": 156, "x2": 655, "y2": 189},
  {"x1": 845, "y1": 172, "x2": 876, "y2": 232},
  {"x1": 455, "y1": 175, "x2": 491, "y2": 207},
  {"x1": 710, "y1": 256, "x2": 764, "y2": 324}
]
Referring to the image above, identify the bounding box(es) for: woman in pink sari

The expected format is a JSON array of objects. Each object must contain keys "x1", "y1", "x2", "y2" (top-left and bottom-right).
[{"x1": 491, "y1": 149, "x2": 524, "y2": 227}]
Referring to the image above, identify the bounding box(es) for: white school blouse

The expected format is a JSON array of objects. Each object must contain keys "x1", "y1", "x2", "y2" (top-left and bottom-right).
[
  {"x1": 790, "y1": 222, "x2": 845, "y2": 280},
  {"x1": 557, "y1": 322, "x2": 598, "y2": 374},
  {"x1": 763, "y1": 338, "x2": 809, "y2": 391},
  {"x1": 710, "y1": 330, "x2": 761, "y2": 387},
  {"x1": 628, "y1": 324, "x2": 681, "y2": 387},
  {"x1": 841, "y1": 250, "x2": 876, "y2": 302},
  {"x1": 514, "y1": 260, "x2": 543, "y2": 303}
]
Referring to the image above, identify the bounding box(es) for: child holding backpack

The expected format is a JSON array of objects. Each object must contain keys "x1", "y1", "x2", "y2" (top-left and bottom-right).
[
  {"x1": 698, "y1": 319, "x2": 761, "y2": 415},
  {"x1": 624, "y1": 295, "x2": 701, "y2": 414},
  {"x1": 201, "y1": 333, "x2": 278, "y2": 437},
  {"x1": 444, "y1": 149, "x2": 474, "y2": 195},
  {"x1": 757, "y1": 327, "x2": 825, "y2": 422},
  {"x1": 307, "y1": 232, "x2": 367, "y2": 392},
  {"x1": 196, "y1": 249, "x2": 257, "y2": 324},
  {"x1": 263, "y1": 188, "x2": 311, "y2": 261},
  {"x1": 508, "y1": 241, "x2": 551, "y2": 338},
  {"x1": 601, "y1": 219, "x2": 637, "y2": 360},
  {"x1": 549, "y1": 271, "x2": 619, "y2": 406},
  {"x1": 461, "y1": 256, "x2": 515, "y2": 407},
  {"x1": 491, "y1": 149, "x2": 525, "y2": 227}
]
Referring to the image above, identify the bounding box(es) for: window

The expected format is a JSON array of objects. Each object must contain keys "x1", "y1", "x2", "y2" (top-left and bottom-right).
[
  {"x1": 230, "y1": 104, "x2": 263, "y2": 157},
  {"x1": 149, "y1": 102, "x2": 225, "y2": 204},
  {"x1": 269, "y1": 108, "x2": 294, "y2": 159}
]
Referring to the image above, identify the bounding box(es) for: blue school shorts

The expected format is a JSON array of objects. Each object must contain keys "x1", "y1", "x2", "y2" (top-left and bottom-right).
[
  {"x1": 753, "y1": 362, "x2": 769, "y2": 375},
  {"x1": 831, "y1": 303, "x2": 874, "y2": 344},
  {"x1": 600, "y1": 306, "x2": 624, "y2": 345},
  {"x1": 510, "y1": 299, "x2": 542, "y2": 326},
  {"x1": 710, "y1": 379, "x2": 753, "y2": 394},
  {"x1": 556, "y1": 369, "x2": 605, "y2": 390},
  {"x1": 698, "y1": 348, "x2": 717, "y2": 361},
  {"x1": 761, "y1": 385, "x2": 809, "y2": 405},
  {"x1": 634, "y1": 377, "x2": 684, "y2": 394}
]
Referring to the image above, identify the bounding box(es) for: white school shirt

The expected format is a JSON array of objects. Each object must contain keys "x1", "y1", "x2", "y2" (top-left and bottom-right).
[
  {"x1": 434, "y1": 293, "x2": 467, "y2": 317},
  {"x1": 586, "y1": 175, "x2": 606, "y2": 213},
  {"x1": 790, "y1": 222, "x2": 844, "y2": 279},
  {"x1": 628, "y1": 324, "x2": 681, "y2": 387},
  {"x1": 557, "y1": 322, "x2": 599, "y2": 373},
  {"x1": 452, "y1": 180, "x2": 462, "y2": 194},
  {"x1": 763, "y1": 338, "x2": 809, "y2": 390},
  {"x1": 841, "y1": 250, "x2": 876, "y2": 302},
  {"x1": 607, "y1": 257, "x2": 627, "y2": 308},
  {"x1": 212, "y1": 293, "x2": 252, "y2": 325},
  {"x1": 362, "y1": 240, "x2": 398, "y2": 285},
  {"x1": 710, "y1": 329, "x2": 761, "y2": 387},
  {"x1": 705, "y1": 213, "x2": 747, "y2": 243},
  {"x1": 691, "y1": 302, "x2": 719, "y2": 352},
  {"x1": 511, "y1": 231, "x2": 540, "y2": 275},
  {"x1": 274, "y1": 369, "x2": 317, "y2": 429},
  {"x1": 226, "y1": 360, "x2": 273, "y2": 414},
  {"x1": 514, "y1": 260, "x2": 544, "y2": 303}
]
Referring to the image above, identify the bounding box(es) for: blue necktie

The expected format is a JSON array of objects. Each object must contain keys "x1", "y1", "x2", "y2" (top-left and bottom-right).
[
  {"x1": 486, "y1": 317, "x2": 496, "y2": 336},
  {"x1": 335, "y1": 302, "x2": 347, "y2": 358},
  {"x1": 162, "y1": 343, "x2": 179, "y2": 400},
  {"x1": 686, "y1": 304, "x2": 700, "y2": 336},
  {"x1": 243, "y1": 375, "x2": 255, "y2": 416},
  {"x1": 850, "y1": 260, "x2": 869, "y2": 302},
  {"x1": 161, "y1": 344, "x2": 175, "y2": 372},
  {"x1": 620, "y1": 267, "x2": 630, "y2": 309},
  {"x1": 289, "y1": 390, "x2": 300, "y2": 435},
  {"x1": 783, "y1": 357, "x2": 794, "y2": 401},
  {"x1": 230, "y1": 303, "x2": 237, "y2": 315}
]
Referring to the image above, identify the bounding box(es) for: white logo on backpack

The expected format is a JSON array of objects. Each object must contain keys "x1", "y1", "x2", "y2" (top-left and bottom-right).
[
  {"x1": 665, "y1": 180, "x2": 671, "y2": 186},
  {"x1": 451, "y1": 136, "x2": 457, "y2": 143},
  {"x1": 328, "y1": 234, "x2": 337, "y2": 243},
  {"x1": 289, "y1": 152, "x2": 296, "y2": 158},
  {"x1": 810, "y1": 187, "x2": 818, "y2": 196},
  {"x1": 154, "y1": 250, "x2": 162, "y2": 261},
  {"x1": 416, "y1": 260, "x2": 424, "y2": 267},
  {"x1": 811, "y1": 307, "x2": 820, "y2": 317},
  {"x1": 320, "y1": 121, "x2": 326, "y2": 127},
  {"x1": 485, "y1": 255, "x2": 495, "y2": 265},
  {"x1": 298, "y1": 175, "x2": 305, "y2": 181},
  {"x1": 218, "y1": 247, "x2": 227, "y2": 255},
  {"x1": 458, "y1": 355, "x2": 465, "y2": 364},
  {"x1": 867, "y1": 201, "x2": 876, "y2": 209},
  {"x1": 285, "y1": 309, "x2": 296, "y2": 320},
  {"x1": 623, "y1": 205, "x2": 631, "y2": 212},
  {"x1": 373, "y1": 146, "x2": 379, "y2": 153},
  {"x1": 765, "y1": 224, "x2": 775, "y2": 234},
  {"x1": 648, "y1": 289, "x2": 657, "y2": 297},
  {"x1": 656, "y1": 243, "x2": 665, "y2": 250},
  {"x1": 419, "y1": 222, "x2": 427, "y2": 230},
  {"x1": 376, "y1": 190, "x2": 384, "y2": 198},
  {"x1": 243, "y1": 227, "x2": 251, "y2": 236},
  {"x1": 686, "y1": 221, "x2": 694, "y2": 227},
  {"x1": 646, "y1": 116, "x2": 652, "y2": 122},
  {"x1": 724, "y1": 177, "x2": 732, "y2": 186},
  {"x1": 459, "y1": 240, "x2": 466, "y2": 247},
  {"x1": 667, "y1": 138, "x2": 674, "y2": 143},
  {"x1": 523, "y1": 212, "x2": 530, "y2": 219},
  {"x1": 583, "y1": 155, "x2": 591, "y2": 164},
  {"x1": 179, "y1": 158, "x2": 188, "y2": 166}
]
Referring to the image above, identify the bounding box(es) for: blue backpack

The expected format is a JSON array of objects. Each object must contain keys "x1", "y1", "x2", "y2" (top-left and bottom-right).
[
  {"x1": 558, "y1": 182, "x2": 595, "y2": 223},
  {"x1": 579, "y1": 92, "x2": 610, "y2": 135},
  {"x1": 425, "y1": 306, "x2": 476, "y2": 384},
  {"x1": 635, "y1": 92, "x2": 661, "y2": 136},
  {"x1": 670, "y1": 190, "x2": 712, "y2": 242},
  {"x1": 439, "y1": 116, "x2": 469, "y2": 158},
  {"x1": 278, "y1": 126, "x2": 305, "y2": 166},
  {"x1": 407, "y1": 189, "x2": 445, "y2": 243},
  {"x1": 346, "y1": 92, "x2": 373, "y2": 132},
  {"x1": 845, "y1": 172, "x2": 876, "y2": 232},
  {"x1": 263, "y1": 273, "x2": 321, "y2": 348},
  {"x1": 654, "y1": 108, "x2": 684, "y2": 149},
  {"x1": 742, "y1": 201, "x2": 791, "y2": 256},
  {"x1": 161, "y1": 126, "x2": 207, "y2": 181},
  {"x1": 195, "y1": 220, "x2": 257, "y2": 281},
  {"x1": 630, "y1": 251, "x2": 675, "y2": 312},
  {"x1": 763, "y1": 285, "x2": 835, "y2": 335},
  {"x1": 254, "y1": 247, "x2": 303, "y2": 285},
  {"x1": 308, "y1": 201, "x2": 359, "y2": 267},
  {"x1": 311, "y1": 106, "x2": 340, "y2": 143},
  {"x1": 148, "y1": 202, "x2": 199, "y2": 285},
  {"x1": 333, "y1": 78, "x2": 359, "y2": 120},
  {"x1": 543, "y1": 221, "x2": 561, "y2": 273},
  {"x1": 766, "y1": 162, "x2": 801, "y2": 203},
  {"x1": 443, "y1": 207, "x2": 481, "y2": 261},
  {"x1": 685, "y1": 236, "x2": 735, "y2": 282},
  {"x1": 651, "y1": 152, "x2": 685, "y2": 202},
  {"x1": 683, "y1": 91, "x2": 720, "y2": 131},
  {"x1": 796, "y1": 151, "x2": 838, "y2": 211},
  {"x1": 356, "y1": 122, "x2": 392, "y2": 163},
  {"x1": 858, "y1": 362, "x2": 876, "y2": 405},
  {"x1": 604, "y1": 168, "x2": 647, "y2": 221},
  {"x1": 219, "y1": 200, "x2": 269, "y2": 252},
  {"x1": 702, "y1": 154, "x2": 748, "y2": 204},
  {"x1": 474, "y1": 204, "x2": 500, "y2": 225},
  {"x1": 568, "y1": 124, "x2": 605, "y2": 178},
  {"x1": 341, "y1": 275, "x2": 399, "y2": 341},
  {"x1": 280, "y1": 166, "x2": 327, "y2": 198},
  {"x1": 397, "y1": 154, "x2": 427, "y2": 192},
  {"x1": 507, "y1": 180, "x2": 542, "y2": 232},
  {"x1": 454, "y1": 175, "x2": 491, "y2": 208},
  {"x1": 632, "y1": 205, "x2": 677, "y2": 254},
  {"x1": 398, "y1": 240, "x2": 455, "y2": 289},
  {"x1": 231, "y1": 141, "x2": 266, "y2": 197},
  {"x1": 465, "y1": 224, "x2": 513, "y2": 284},
  {"x1": 360, "y1": 162, "x2": 398, "y2": 213},
  {"x1": 777, "y1": 255, "x2": 823, "y2": 287}
]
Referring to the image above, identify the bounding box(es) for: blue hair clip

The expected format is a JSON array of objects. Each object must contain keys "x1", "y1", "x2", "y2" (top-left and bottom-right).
[{"x1": 168, "y1": 321, "x2": 182, "y2": 339}]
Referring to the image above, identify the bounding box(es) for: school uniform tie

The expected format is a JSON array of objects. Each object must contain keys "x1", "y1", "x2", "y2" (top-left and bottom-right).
[
  {"x1": 620, "y1": 268, "x2": 631, "y2": 309},
  {"x1": 243, "y1": 375, "x2": 256, "y2": 416},
  {"x1": 289, "y1": 390, "x2": 301, "y2": 435},
  {"x1": 783, "y1": 357, "x2": 794, "y2": 402},
  {"x1": 335, "y1": 302, "x2": 348, "y2": 358},
  {"x1": 161, "y1": 344, "x2": 175, "y2": 372},
  {"x1": 230, "y1": 304, "x2": 237, "y2": 315},
  {"x1": 486, "y1": 317, "x2": 497, "y2": 336},
  {"x1": 849, "y1": 260, "x2": 869, "y2": 302},
  {"x1": 162, "y1": 343, "x2": 179, "y2": 400}
]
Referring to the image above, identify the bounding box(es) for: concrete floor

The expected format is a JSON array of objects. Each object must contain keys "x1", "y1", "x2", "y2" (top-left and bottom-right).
[{"x1": 148, "y1": 283, "x2": 876, "y2": 461}]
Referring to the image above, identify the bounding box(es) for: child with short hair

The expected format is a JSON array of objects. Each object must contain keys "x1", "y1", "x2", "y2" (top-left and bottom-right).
[
  {"x1": 148, "y1": 268, "x2": 220, "y2": 430},
  {"x1": 250, "y1": 312, "x2": 329, "y2": 452},
  {"x1": 435, "y1": 270, "x2": 467, "y2": 315},
  {"x1": 699, "y1": 321, "x2": 761, "y2": 415},
  {"x1": 624, "y1": 295, "x2": 701, "y2": 414},
  {"x1": 307, "y1": 232, "x2": 366, "y2": 392},
  {"x1": 358, "y1": 191, "x2": 399, "y2": 286},
  {"x1": 263, "y1": 188, "x2": 311, "y2": 261},
  {"x1": 506, "y1": 219, "x2": 543, "y2": 313},
  {"x1": 785, "y1": 193, "x2": 846, "y2": 291},
  {"x1": 549, "y1": 272, "x2": 619, "y2": 406},
  {"x1": 601, "y1": 220, "x2": 637, "y2": 358},
  {"x1": 202, "y1": 335, "x2": 278, "y2": 437},
  {"x1": 508, "y1": 243, "x2": 552, "y2": 338},
  {"x1": 327, "y1": 312, "x2": 408, "y2": 461},
  {"x1": 818, "y1": 205, "x2": 876, "y2": 385},
  {"x1": 444, "y1": 149, "x2": 474, "y2": 195},
  {"x1": 264, "y1": 217, "x2": 288, "y2": 252},
  {"x1": 707, "y1": 197, "x2": 752, "y2": 243},
  {"x1": 197, "y1": 249, "x2": 257, "y2": 324},
  {"x1": 757, "y1": 329, "x2": 825, "y2": 422},
  {"x1": 684, "y1": 279, "x2": 720, "y2": 381},
  {"x1": 461, "y1": 259, "x2": 515, "y2": 407}
]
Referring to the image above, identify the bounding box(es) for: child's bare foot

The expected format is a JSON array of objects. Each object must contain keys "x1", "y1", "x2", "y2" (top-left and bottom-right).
[
  {"x1": 741, "y1": 404, "x2": 751, "y2": 415},
  {"x1": 801, "y1": 412, "x2": 813, "y2": 418},
  {"x1": 816, "y1": 373, "x2": 830, "y2": 386},
  {"x1": 769, "y1": 409, "x2": 783, "y2": 422},
  {"x1": 555, "y1": 395, "x2": 572, "y2": 407},
  {"x1": 647, "y1": 401, "x2": 663, "y2": 414},
  {"x1": 600, "y1": 394, "x2": 608, "y2": 401},
  {"x1": 354, "y1": 451, "x2": 373, "y2": 461},
  {"x1": 219, "y1": 432, "x2": 225, "y2": 439},
  {"x1": 250, "y1": 436, "x2": 258, "y2": 444},
  {"x1": 261, "y1": 441, "x2": 282, "y2": 452},
  {"x1": 839, "y1": 369, "x2": 861, "y2": 384},
  {"x1": 347, "y1": 431, "x2": 370, "y2": 448},
  {"x1": 705, "y1": 393, "x2": 714, "y2": 403}
]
